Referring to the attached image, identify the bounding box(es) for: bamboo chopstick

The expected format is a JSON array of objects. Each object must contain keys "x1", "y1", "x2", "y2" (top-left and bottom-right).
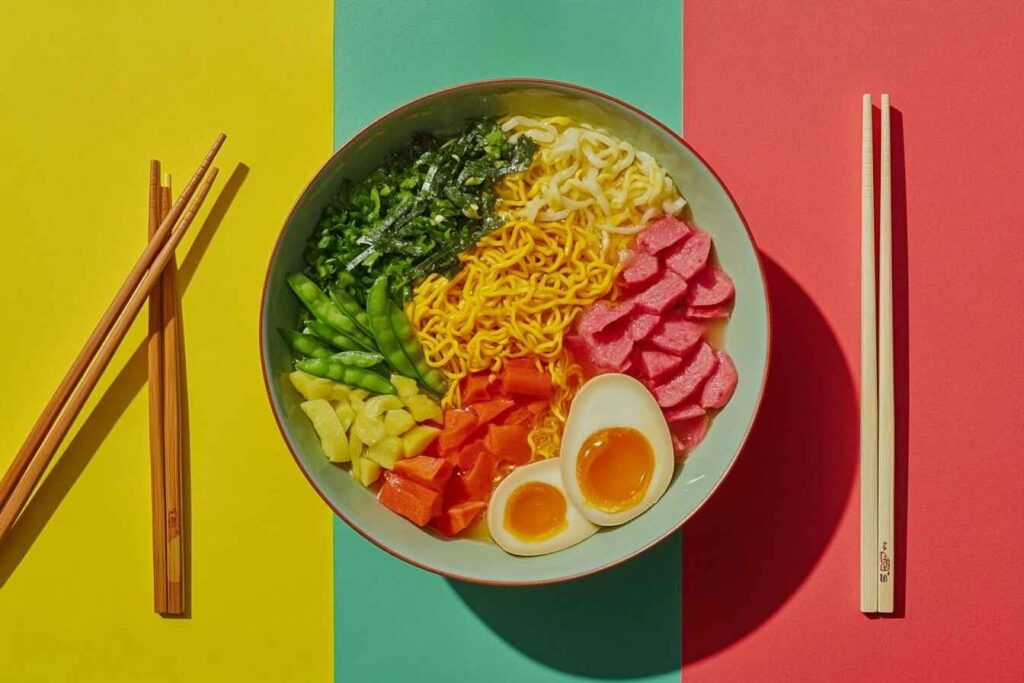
[
  {"x1": 859, "y1": 94, "x2": 879, "y2": 614},
  {"x1": 0, "y1": 155, "x2": 222, "y2": 540},
  {"x1": 147, "y1": 162, "x2": 169, "y2": 614},
  {"x1": 160, "y1": 173, "x2": 186, "y2": 615},
  {"x1": 0, "y1": 134, "x2": 224, "y2": 516},
  {"x1": 877, "y1": 93, "x2": 895, "y2": 613}
]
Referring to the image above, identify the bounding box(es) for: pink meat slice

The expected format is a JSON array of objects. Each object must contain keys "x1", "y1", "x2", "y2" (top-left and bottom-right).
[
  {"x1": 628, "y1": 313, "x2": 661, "y2": 341},
  {"x1": 684, "y1": 303, "x2": 732, "y2": 321},
  {"x1": 629, "y1": 271, "x2": 689, "y2": 314},
  {"x1": 649, "y1": 314, "x2": 704, "y2": 355},
  {"x1": 670, "y1": 414, "x2": 710, "y2": 457},
  {"x1": 665, "y1": 230, "x2": 712, "y2": 280},
  {"x1": 577, "y1": 301, "x2": 636, "y2": 341},
  {"x1": 634, "y1": 216, "x2": 691, "y2": 256},
  {"x1": 620, "y1": 251, "x2": 660, "y2": 288},
  {"x1": 664, "y1": 403, "x2": 706, "y2": 422},
  {"x1": 638, "y1": 348, "x2": 684, "y2": 382},
  {"x1": 651, "y1": 343, "x2": 718, "y2": 408},
  {"x1": 685, "y1": 265, "x2": 736, "y2": 307},
  {"x1": 700, "y1": 350, "x2": 738, "y2": 409},
  {"x1": 587, "y1": 326, "x2": 635, "y2": 373}
]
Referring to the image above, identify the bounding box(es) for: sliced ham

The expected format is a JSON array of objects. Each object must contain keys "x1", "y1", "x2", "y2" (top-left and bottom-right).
[
  {"x1": 651, "y1": 343, "x2": 718, "y2": 408},
  {"x1": 685, "y1": 264, "x2": 735, "y2": 307},
  {"x1": 670, "y1": 414, "x2": 710, "y2": 457},
  {"x1": 665, "y1": 230, "x2": 711, "y2": 280},
  {"x1": 628, "y1": 313, "x2": 661, "y2": 341},
  {"x1": 634, "y1": 215, "x2": 691, "y2": 255},
  {"x1": 588, "y1": 327, "x2": 635, "y2": 372},
  {"x1": 577, "y1": 300, "x2": 636, "y2": 341},
  {"x1": 700, "y1": 350, "x2": 738, "y2": 409},
  {"x1": 638, "y1": 348, "x2": 684, "y2": 382},
  {"x1": 649, "y1": 315, "x2": 704, "y2": 355},
  {"x1": 629, "y1": 271, "x2": 688, "y2": 314},
  {"x1": 684, "y1": 303, "x2": 732, "y2": 321},
  {"x1": 620, "y1": 251, "x2": 660, "y2": 288},
  {"x1": 664, "y1": 403, "x2": 706, "y2": 422}
]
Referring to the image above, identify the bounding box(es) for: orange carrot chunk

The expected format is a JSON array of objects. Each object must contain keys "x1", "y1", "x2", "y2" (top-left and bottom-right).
[
  {"x1": 470, "y1": 398, "x2": 516, "y2": 427},
  {"x1": 526, "y1": 400, "x2": 549, "y2": 416},
  {"x1": 393, "y1": 456, "x2": 454, "y2": 492},
  {"x1": 501, "y1": 406, "x2": 535, "y2": 426},
  {"x1": 432, "y1": 500, "x2": 487, "y2": 537},
  {"x1": 499, "y1": 365, "x2": 553, "y2": 398},
  {"x1": 447, "y1": 439, "x2": 487, "y2": 472},
  {"x1": 462, "y1": 373, "x2": 494, "y2": 403},
  {"x1": 448, "y1": 448, "x2": 498, "y2": 502},
  {"x1": 377, "y1": 472, "x2": 443, "y2": 527},
  {"x1": 484, "y1": 423, "x2": 532, "y2": 465},
  {"x1": 438, "y1": 409, "x2": 478, "y2": 455}
]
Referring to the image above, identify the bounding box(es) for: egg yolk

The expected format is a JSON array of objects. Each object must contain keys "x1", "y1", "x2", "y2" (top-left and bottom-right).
[
  {"x1": 504, "y1": 482, "x2": 568, "y2": 541},
  {"x1": 576, "y1": 427, "x2": 654, "y2": 512}
]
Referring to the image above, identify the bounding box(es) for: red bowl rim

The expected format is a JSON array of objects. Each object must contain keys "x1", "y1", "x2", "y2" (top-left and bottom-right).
[{"x1": 258, "y1": 77, "x2": 772, "y2": 586}]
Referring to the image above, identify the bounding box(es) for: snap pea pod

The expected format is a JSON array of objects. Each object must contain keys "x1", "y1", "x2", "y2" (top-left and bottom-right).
[
  {"x1": 386, "y1": 299, "x2": 447, "y2": 396},
  {"x1": 327, "y1": 285, "x2": 373, "y2": 337},
  {"x1": 303, "y1": 320, "x2": 365, "y2": 353},
  {"x1": 366, "y1": 276, "x2": 419, "y2": 378},
  {"x1": 295, "y1": 358, "x2": 396, "y2": 395},
  {"x1": 287, "y1": 273, "x2": 376, "y2": 350},
  {"x1": 279, "y1": 328, "x2": 334, "y2": 359},
  {"x1": 329, "y1": 350, "x2": 384, "y2": 368}
]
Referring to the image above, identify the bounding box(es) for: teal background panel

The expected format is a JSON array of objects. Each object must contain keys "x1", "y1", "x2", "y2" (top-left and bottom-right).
[{"x1": 334, "y1": 1, "x2": 684, "y2": 681}]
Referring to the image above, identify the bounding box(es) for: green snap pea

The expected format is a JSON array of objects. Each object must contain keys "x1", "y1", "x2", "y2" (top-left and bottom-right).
[
  {"x1": 303, "y1": 320, "x2": 365, "y2": 353},
  {"x1": 295, "y1": 358, "x2": 396, "y2": 395},
  {"x1": 329, "y1": 350, "x2": 384, "y2": 368},
  {"x1": 287, "y1": 273, "x2": 376, "y2": 350},
  {"x1": 366, "y1": 276, "x2": 419, "y2": 378},
  {"x1": 279, "y1": 328, "x2": 334, "y2": 359},
  {"x1": 386, "y1": 299, "x2": 447, "y2": 396},
  {"x1": 327, "y1": 285, "x2": 373, "y2": 337}
]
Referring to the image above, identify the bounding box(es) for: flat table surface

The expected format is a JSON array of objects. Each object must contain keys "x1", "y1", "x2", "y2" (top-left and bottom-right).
[
  {"x1": 3, "y1": 1, "x2": 1024, "y2": 681},
  {"x1": 0, "y1": 2, "x2": 334, "y2": 681}
]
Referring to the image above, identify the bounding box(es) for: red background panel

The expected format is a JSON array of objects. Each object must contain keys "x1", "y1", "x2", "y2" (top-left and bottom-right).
[{"x1": 682, "y1": 2, "x2": 1024, "y2": 680}]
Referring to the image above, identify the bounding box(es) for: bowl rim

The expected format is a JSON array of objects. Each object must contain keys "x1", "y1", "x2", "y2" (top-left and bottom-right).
[{"x1": 259, "y1": 77, "x2": 772, "y2": 586}]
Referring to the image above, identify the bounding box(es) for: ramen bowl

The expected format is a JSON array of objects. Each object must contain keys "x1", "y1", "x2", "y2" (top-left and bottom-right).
[{"x1": 260, "y1": 78, "x2": 769, "y2": 585}]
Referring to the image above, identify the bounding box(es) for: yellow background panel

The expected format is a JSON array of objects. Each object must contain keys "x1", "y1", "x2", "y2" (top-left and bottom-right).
[{"x1": 0, "y1": 2, "x2": 333, "y2": 680}]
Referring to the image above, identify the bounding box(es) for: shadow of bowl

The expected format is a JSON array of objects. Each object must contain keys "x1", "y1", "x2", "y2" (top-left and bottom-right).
[{"x1": 682, "y1": 255, "x2": 858, "y2": 662}]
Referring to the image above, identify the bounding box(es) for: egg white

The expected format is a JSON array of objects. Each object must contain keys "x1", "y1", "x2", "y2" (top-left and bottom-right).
[
  {"x1": 487, "y1": 458, "x2": 598, "y2": 556},
  {"x1": 559, "y1": 373, "x2": 675, "y2": 526}
]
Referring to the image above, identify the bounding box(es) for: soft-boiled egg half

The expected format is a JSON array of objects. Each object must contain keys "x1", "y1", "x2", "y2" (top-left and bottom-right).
[
  {"x1": 559, "y1": 374, "x2": 675, "y2": 526},
  {"x1": 487, "y1": 458, "x2": 598, "y2": 556}
]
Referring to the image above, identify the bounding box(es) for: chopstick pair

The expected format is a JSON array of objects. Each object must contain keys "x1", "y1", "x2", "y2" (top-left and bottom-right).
[
  {"x1": 147, "y1": 162, "x2": 186, "y2": 615},
  {"x1": 0, "y1": 136, "x2": 224, "y2": 586},
  {"x1": 860, "y1": 95, "x2": 894, "y2": 614}
]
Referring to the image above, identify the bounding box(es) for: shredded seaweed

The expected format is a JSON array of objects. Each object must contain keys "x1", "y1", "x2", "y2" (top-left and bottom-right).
[{"x1": 305, "y1": 119, "x2": 535, "y2": 302}]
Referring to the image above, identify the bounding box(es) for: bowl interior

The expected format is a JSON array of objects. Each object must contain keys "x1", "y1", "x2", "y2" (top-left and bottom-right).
[{"x1": 260, "y1": 80, "x2": 769, "y2": 584}]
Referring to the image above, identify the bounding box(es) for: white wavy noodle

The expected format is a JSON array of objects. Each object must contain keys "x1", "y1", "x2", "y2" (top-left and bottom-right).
[{"x1": 497, "y1": 116, "x2": 687, "y2": 252}]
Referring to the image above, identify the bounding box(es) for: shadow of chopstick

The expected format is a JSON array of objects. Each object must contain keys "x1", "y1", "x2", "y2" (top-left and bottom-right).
[{"x1": 0, "y1": 163, "x2": 249, "y2": 591}]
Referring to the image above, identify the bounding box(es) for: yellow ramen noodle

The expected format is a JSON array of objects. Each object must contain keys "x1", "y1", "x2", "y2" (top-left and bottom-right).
[{"x1": 408, "y1": 115, "x2": 685, "y2": 459}]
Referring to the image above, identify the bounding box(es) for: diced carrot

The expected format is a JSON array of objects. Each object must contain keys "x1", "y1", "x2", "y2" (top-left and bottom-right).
[
  {"x1": 448, "y1": 448, "x2": 498, "y2": 501},
  {"x1": 431, "y1": 501, "x2": 487, "y2": 537},
  {"x1": 526, "y1": 400, "x2": 548, "y2": 416},
  {"x1": 484, "y1": 423, "x2": 532, "y2": 465},
  {"x1": 499, "y1": 365, "x2": 553, "y2": 398},
  {"x1": 502, "y1": 406, "x2": 535, "y2": 426},
  {"x1": 446, "y1": 439, "x2": 487, "y2": 472},
  {"x1": 462, "y1": 373, "x2": 494, "y2": 403},
  {"x1": 470, "y1": 398, "x2": 515, "y2": 427},
  {"x1": 438, "y1": 409, "x2": 478, "y2": 455},
  {"x1": 393, "y1": 456, "x2": 454, "y2": 492},
  {"x1": 377, "y1": 472, "x2": 443, "y2": 527}
]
